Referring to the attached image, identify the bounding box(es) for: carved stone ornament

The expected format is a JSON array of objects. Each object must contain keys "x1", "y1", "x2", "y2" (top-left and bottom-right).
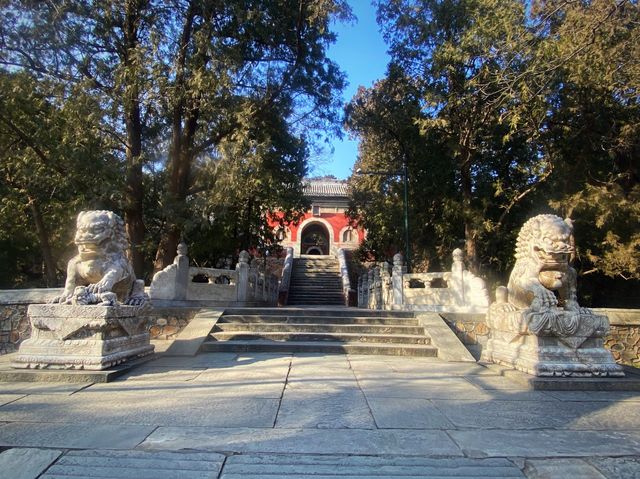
[
  {"x1": 13, "y1": 211, "x2": 153, "y2": 370},
  {"x1": 12, "y1": 304, "x2": 153, "y2": 370},
  {"x1": 483, "y1": 214, "x2": 624, "y2": 377},
  {"x1": 51, "y1": 210, "x2": 147, "y2": 307}
]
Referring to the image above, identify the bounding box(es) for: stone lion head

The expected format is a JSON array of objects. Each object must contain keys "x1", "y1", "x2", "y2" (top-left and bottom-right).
[
  {"x1": 75, "y1": 210, "x2": 129, "y2": 260},
  {"x1": 515, "y1": 214, "x2": 574, "y2": 273}
]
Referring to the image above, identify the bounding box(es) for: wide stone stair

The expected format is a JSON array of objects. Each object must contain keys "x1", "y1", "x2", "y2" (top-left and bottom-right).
[
  {"x1": 200, "y1": 307, "x2": 438, "y2": 356},
  {"x1": 287, "y1": 255, "x2": 344, "y2": 305}
]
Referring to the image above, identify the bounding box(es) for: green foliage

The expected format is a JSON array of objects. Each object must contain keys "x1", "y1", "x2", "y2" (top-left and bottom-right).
[
  {"x1": 0, "y1": 0, "x2": 350, "y2": 283},
  {"x1": 348, "y1": 0, "x2": 639, "y2": 301},
  {"x1": 0, "y1": 71, "x2": 120, "y2": 287}
]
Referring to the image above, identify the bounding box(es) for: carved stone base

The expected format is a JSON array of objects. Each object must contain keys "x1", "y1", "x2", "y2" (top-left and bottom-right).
[
  {"x1": 484, "y1": 330, "x2": 624, "y2": 377},
  {"x1": 12, "y1": 304, "x2": 154, "y2": 370}
]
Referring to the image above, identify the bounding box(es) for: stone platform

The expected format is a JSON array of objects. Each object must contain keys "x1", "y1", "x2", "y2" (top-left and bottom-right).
[
  {"x1": 12, "y1": 304, "x2": 154, "y2": 371},
  {"x1": 0, "y1": 351, "x2": 639, "y2": 478}
]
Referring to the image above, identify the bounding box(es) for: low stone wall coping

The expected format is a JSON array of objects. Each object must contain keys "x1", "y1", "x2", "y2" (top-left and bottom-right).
[
  {"x1": 593, "y1": 309, "x2": 640, "y2": 326},
  {"x1": 0, "y1": 289, "x2": 63, "y2": 305}
]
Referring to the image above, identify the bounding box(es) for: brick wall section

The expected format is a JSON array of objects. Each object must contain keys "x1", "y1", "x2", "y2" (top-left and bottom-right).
[
  {"x1": 148, "y1": 309, "x2": 198, "y2": 340},
  {"x1": 440, "y1": 314, "x2": 490, "y2": 360},
  {"x1": 599, "y1": 309, "x2": 640, "y2": 367},
  {"x1": 0, "y1": 304, "x2": 30, "y2": 355}
]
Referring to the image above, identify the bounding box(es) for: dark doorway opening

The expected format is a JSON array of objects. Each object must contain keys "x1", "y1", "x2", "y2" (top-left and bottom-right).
[{"x1": 300, "y1": 223, "x2": 330, "y2": 255}]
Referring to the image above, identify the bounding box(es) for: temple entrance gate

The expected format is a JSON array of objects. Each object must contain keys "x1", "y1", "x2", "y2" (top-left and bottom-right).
[{"x1": 300, "y1": 222, "x2": 330, "y2": 255}]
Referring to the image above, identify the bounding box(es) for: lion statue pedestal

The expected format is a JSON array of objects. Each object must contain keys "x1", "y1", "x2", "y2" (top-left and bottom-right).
[
  {"x1": 483, "y1": 214, "x2": 623, "y2": 377},
  {"x1": 12, "y1": 211, "x2": 154, "y2": 370},
  {"x1": 12, "y1": 304, "x2": 154, "y2": 370}
]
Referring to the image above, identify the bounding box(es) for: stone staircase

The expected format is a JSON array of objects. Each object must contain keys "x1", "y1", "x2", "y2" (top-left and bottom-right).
[
  {"x1": 287, "y1": 255, "x2": 344, "y2": 305},
  {"x1": 200, "y1": 307, "x2": 438, "y2": 357}
]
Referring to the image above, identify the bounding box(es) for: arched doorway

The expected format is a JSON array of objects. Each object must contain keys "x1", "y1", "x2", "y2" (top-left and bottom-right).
[{"x1": 300, "y1": 222, "x2": 330, "y2": 255}]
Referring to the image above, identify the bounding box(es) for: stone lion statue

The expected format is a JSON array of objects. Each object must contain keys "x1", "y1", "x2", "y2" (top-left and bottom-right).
[
  {"x1": 491, "y1": 213, "x2": 607, "y2": 342},
  {"x1": 484, "y1": 213, "x2": 621, "y2": 376},
  {"x1": 52, "y1": 210, "x2": 146, "y2": 306}
]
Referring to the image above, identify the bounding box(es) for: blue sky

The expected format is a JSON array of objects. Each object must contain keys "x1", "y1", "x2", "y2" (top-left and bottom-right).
[{"x1": 311, "y1": 1, "x2": 390, "y2": 180}]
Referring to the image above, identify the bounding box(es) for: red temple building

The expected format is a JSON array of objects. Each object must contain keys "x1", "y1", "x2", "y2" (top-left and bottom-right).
[{"x1": 270, "y1": 178, "x2": 365, "y2": 256}]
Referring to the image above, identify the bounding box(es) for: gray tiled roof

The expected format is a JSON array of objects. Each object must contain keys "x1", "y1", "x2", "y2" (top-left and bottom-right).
[{"x1": 303, "y1": 179, "x2": 348, "y2": 198}]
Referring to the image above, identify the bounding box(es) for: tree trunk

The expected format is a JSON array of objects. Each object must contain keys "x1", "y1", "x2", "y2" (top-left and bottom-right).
[
  {"x1": 153, "y1": 5, "x2": 212, "y2": 272},
  {"x1": 460, "y1": 150, "x2": 479, "y2": 273},
  {"x1": 28, "y1": 198, "x2": 57, "y2": 287},
  {"x1": 124, "y1": 111, "x2": 145, "y2": 278},
  {"x1": 122, "y1": 1, "x2": 146, "y2": 278}
]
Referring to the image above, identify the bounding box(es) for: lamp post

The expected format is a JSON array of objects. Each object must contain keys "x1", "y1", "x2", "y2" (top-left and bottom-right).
[{"x1": 356, "y1": 157, "x2": 411, "y2": 273}]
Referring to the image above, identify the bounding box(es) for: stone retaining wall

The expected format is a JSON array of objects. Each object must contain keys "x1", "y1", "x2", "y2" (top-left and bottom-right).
[
  {"x1": 2, "y1": 288, "x2": 639, "y2": 367},
  {"x1": 599, "y1": 309, "x2": 640, "y2": 367},
  {"x1": 0, "y1": 290, "x2": 198, "y2": 354},
  {"x1": 442, "y1": 309, "x2": 640, "y2": 368}
]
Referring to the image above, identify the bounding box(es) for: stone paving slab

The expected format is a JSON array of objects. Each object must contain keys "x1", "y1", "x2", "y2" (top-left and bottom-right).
[
  {"x1": 276, "y1": 388, "x2": 375, "y2": 429},
  {"x1": 193, "y1": 365, "x2": 291, "y2": 383},
  {"x1": 119, "y1": 366, "x2": 207, "y2": 382},
  {"x1": 89, "y1": 378, "x2": 287, "y2": 399},
  {"x1": 357, "y1": 377, "x2": 493, "y2": 400},
  {"x1": 433, "y1": 399, "x2": 640, "y2": 430},
  {"x1": 0, "y1": 393, "x2": 280, "y2": 427},
  {"x1": 0, "y1": 382, "x2": 90, "y2": 395},
  {"x1": 148, "y1": 352, "x2": 239, "y2": 368},
  {"x1": 139, "y1": 426, "x2": 464, "y2": 456},
  {"x1": 221, "y1": 454, "x2": 524, "y2": 478},
  {"x1": 464, "y1": 374, "x2": 535, "y2": 390},
  {"x1": 449, "y1": 429, "x2": 640, "y2": 458},
  {"x1": 367, "y1": 397, "x2": 454, "y2": 429},
  {"x1": 0, "y1": 447, "x2": 63, "y2": 479},
  {"x1": 0, "y1": 393, "x2": 25, "y2": 406},
  {"x1": 523, "y1": 458, "x2": 607, "y2": 478},
  {"x1": 0, "y1": 422, "x2": 155, "y2": 449},
  {"x1": 586, "y1": 456, "x2": 640, "y2": 479},
  {"x1": 42, "y1": 449, "x2": 225, "y2": 479},
  {"x1": 543, "y1": 390, "x2": 640, "y2": 402}
]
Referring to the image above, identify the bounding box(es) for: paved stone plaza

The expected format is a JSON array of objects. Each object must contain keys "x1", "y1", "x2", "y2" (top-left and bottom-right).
[{"x1": 0, "y1": 351, "x2": 639, "y2": 478}]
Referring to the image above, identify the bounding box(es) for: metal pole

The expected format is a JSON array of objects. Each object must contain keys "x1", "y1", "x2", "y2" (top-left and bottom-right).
[{"x1": 402, "y1": 157, "x2": 411, "y2": 273}]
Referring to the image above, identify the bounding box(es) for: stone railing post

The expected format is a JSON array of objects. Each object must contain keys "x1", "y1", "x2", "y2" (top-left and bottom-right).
[
  {"x1": 278, "y1": 247, "x2": 294, "y2": 306},
  {"x1": 236, "y1": 250, "x2": 250, "y2": 302},
  {"x1": 380, "y1": 261, "x2": 392, "y2": 310},
  {"x1": 373, "y1": 266, "x2": 382, "y2": 310},
  {"x1": 392, "y1": 253, "x2": 405, "y2": 308},
  {"x1": 449, "y1": 248, "x2": 465, "y2": 308},
  {"x1": 337, "y1": 249, "x2": 356, "y2": 306},
  {"x1": 367, "y1": 268, "x2": 376, "y2": 309},
  {"x1": 357, "y1": 275, "x2": 364, "y2": 307},
  {"x1": 362, "y1": 273, "x2": 369, "y2": 308},
  {"x1": 174, "y1": 242, "x2": 190, "y2": 301}
]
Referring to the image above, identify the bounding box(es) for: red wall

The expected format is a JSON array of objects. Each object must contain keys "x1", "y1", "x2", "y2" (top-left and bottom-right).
[{"x1": 268, "y1": 211, "x2": 365, "y2": 244}]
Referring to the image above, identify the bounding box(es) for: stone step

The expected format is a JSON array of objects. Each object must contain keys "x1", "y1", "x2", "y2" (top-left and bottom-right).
[
  {"x1": 219, "y1": 315, "x2": 419, "y2": 326},
  {"x1": 200, "y1": 339, "x2": 438, "y2": 356},
  {"x1": 220, "y1": 454, "x2": 524, "y2": 479},
  {"x1": 292, "y1": 265, "x2": 339, "y2": 269},
  {"x1": 287, "y1": 291, "x2": 344, "y2": 297},
  {"x1": 287, "y1": 292, "x2": 344, "y2": 296},
  {"x1": 220, "y1": 308, "x2": 415, "y2": 318},
  {"x1": 215, "y1": 322, "x2": 426, "y2": 335},
  {"x1": 287, "y1": 300, "x2": 345, "y2": 306},
  {"x1": 290, "y1": 275, "x2": 342, "y2": 280},
  {"x1": 210, "y1": 331, "x2": 431, "y2": 345},
  {"x1": 291, "y1": 272, "x2": 340, "y2": 276}
]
